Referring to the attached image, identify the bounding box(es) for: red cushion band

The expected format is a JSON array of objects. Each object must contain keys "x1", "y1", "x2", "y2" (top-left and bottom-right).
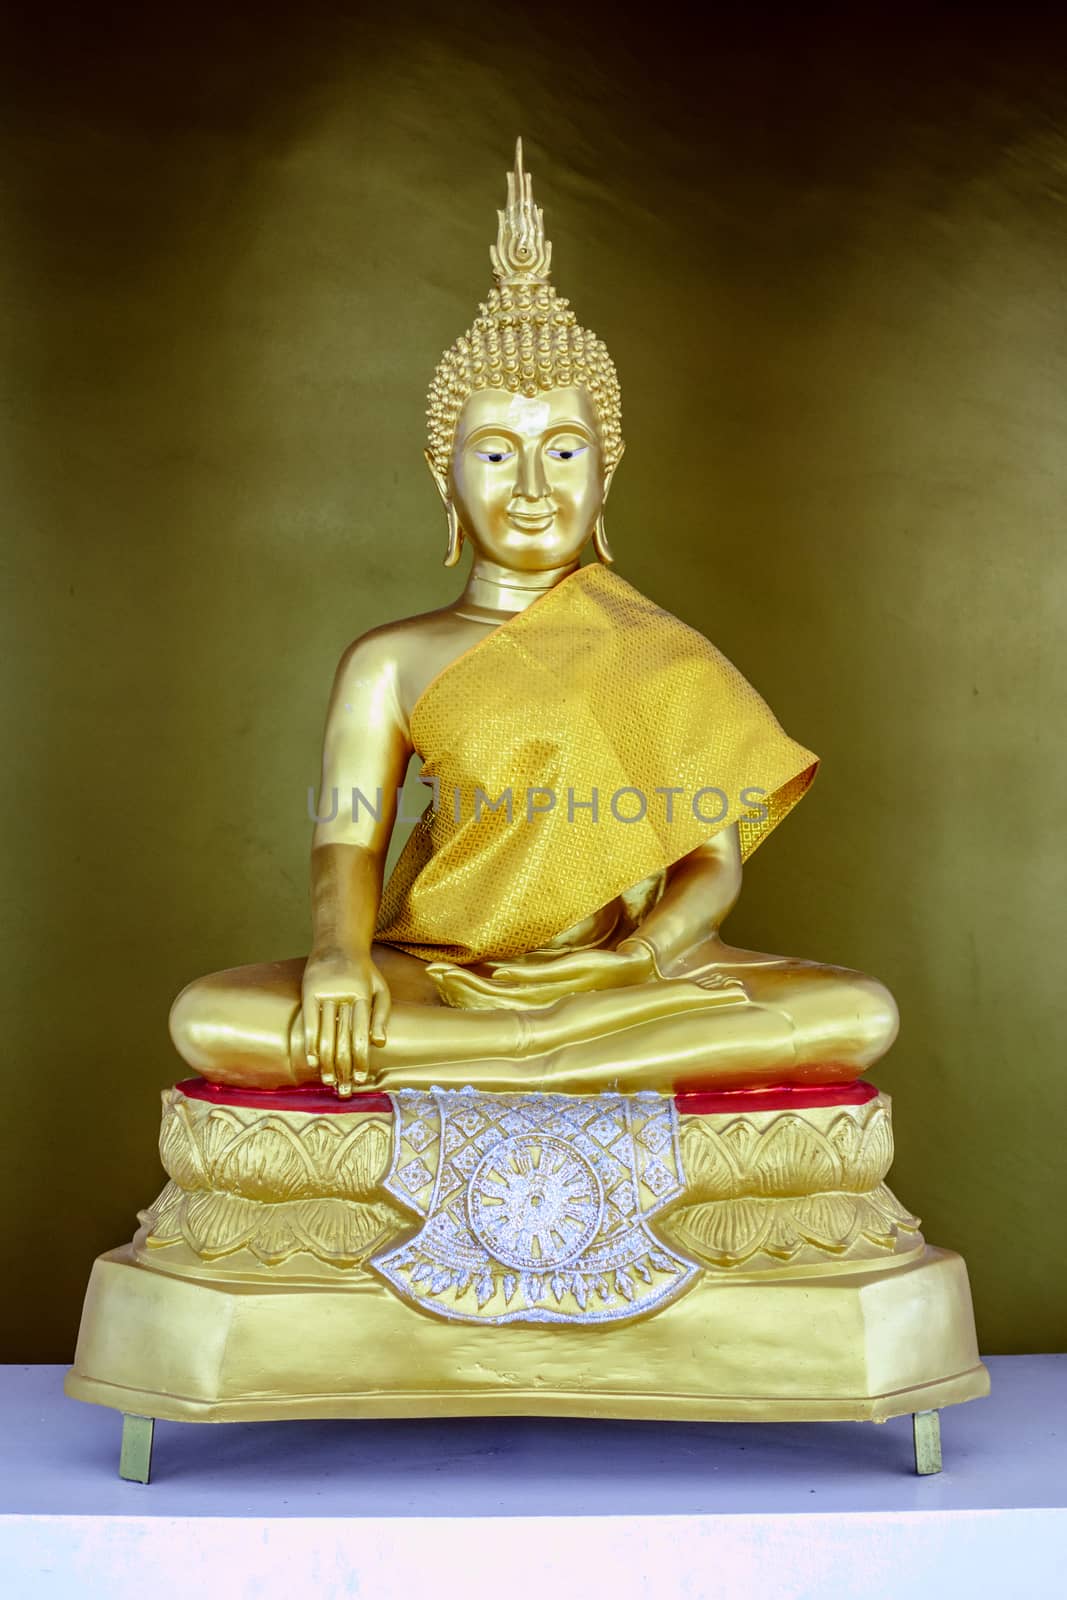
[{"x1": 176, "y1": 1077, "x2": 878, "y2": 1117}]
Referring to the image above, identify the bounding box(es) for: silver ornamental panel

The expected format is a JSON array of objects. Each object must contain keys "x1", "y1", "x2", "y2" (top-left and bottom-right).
[
  {"x1": 372, "y1": 1087, "x2": 697, "y2": 1326},
  {"x1": 467, "y1": 1134, "x2": 604, "y2": 1269}
]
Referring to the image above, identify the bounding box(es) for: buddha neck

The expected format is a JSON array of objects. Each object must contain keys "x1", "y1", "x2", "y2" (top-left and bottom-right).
[{"x1": 454, "y1": 559, "x2": 580, "y2": 621}]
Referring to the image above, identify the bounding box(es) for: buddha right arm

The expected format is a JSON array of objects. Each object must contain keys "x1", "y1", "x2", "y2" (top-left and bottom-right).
[{"x1": 303, "y1": 631, "x2": 413, "y2": 1093}]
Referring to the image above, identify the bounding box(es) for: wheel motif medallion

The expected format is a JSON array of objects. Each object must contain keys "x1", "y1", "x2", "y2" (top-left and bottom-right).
[{"x1": 467, "y1": 1134, "x2": 604, "y2": 1270}]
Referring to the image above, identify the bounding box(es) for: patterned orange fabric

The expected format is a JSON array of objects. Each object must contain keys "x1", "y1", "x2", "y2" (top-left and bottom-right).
[{"x1": 376, "y1": 565, "x2": 818, "y2": 963}]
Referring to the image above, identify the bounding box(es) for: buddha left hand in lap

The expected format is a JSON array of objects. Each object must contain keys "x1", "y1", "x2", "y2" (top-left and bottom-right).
[{"x1": 169, "y1": 142, "x2": 898, "y2": 1099}]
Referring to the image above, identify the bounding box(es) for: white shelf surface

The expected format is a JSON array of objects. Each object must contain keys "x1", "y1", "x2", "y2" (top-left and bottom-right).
[{"x1": 1, "y1": 1355, "x2": 1063, "y2": 1598}]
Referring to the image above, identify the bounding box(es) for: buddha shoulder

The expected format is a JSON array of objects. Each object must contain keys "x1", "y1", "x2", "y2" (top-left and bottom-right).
[{"x1": 331, "y1": 605, "x2": 497, "y2": 733}]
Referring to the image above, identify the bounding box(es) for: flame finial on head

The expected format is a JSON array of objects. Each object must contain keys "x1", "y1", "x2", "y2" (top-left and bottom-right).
[
  {"x1": 426, "y1": 138, "x2": 623, "y2": 483},
  {"x1": 490, "y1": 138, "x2": 553, "y2": 285}
]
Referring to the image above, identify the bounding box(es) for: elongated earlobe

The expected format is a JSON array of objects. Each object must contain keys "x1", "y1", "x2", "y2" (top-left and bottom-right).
[
  {"x1": 425, "y1": 447, "x2": 464, "y2": 568},
  {"x1": 593, "y1": 446, "x2": 623, "y2": 564},
  {"x1": 444, "y1": 503, "x2": 465, "y2": 567},
  {"x1": 592, "y1": 511, "x2": 614, "y2": 565}
]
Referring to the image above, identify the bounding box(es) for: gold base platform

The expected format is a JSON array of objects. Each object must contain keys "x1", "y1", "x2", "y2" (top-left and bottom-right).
[{"x1": 66, "y1": 1241, "x2": 988, "y2": 1479}]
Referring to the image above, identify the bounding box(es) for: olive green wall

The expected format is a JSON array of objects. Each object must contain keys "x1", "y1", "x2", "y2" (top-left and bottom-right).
[{"x1": 4, "y1": 5, "x2": 1065, "y2": 1359}]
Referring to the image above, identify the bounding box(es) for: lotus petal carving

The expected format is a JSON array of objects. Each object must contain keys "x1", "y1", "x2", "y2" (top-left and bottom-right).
[
  {"x1": 754, "y1": 1116, "x2": 839, "y2": 1196},
  {"x1": 660, "y1": 1181, "x2": 921, "y2": 1270},
  {"x1": 678, "y1": 1097, "x2": 895, "y2": 1201},
  {"x1": 144, "y1": 1085, "x2": 913, "y2": 1278},
  {"x1": 213, "y1": 1117, "x2": 318, "y2": 1201},
  {"x1": 157, "y1": 1091, "x2": 392, "y2": 1203},
  {"x1": 183, "y1": 1189, "x2": 261, "y2": 1258},
  {"x1": 157, "y1": 1096, "x2": 208, "y2": 1189},
  {"x1": 138, "y1": 1180, "x2": 408, "y2": 1268}
]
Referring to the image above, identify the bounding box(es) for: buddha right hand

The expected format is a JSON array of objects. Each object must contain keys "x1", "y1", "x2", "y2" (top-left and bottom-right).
[{"x1": 301, "y1": 949, "x2": 392, "y2": 1096}]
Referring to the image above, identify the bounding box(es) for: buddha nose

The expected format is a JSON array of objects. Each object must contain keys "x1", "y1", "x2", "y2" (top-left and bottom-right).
[{"x1": 516, "y1": 442, "x2": 549, "y2": 501}]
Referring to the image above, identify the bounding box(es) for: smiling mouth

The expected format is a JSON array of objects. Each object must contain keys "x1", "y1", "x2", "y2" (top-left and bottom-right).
[{"x1": 508, "y1": 508, "x2": 557, "y2": 532}]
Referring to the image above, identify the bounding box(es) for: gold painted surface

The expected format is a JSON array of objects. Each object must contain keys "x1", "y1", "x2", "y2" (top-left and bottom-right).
[
  {"x1": 133, "y1": 1190, "x2": 402, "y2": 1278},
  {"x1": 427, "y1": 138, "x2": 623, "y2": 487},
  {"x1": 57, "y1": 128, "x2": 981, "y2": 1430},
  {"x1": 679, "y1": 1093, "x2": 896, "y2": 1197},
  {"x1": 662, "y1": 1188, "x2": 921, "y2": 1274},
  {"x1": 132, "y1": 1083, "x2": 920, "y2": 1282},
  {"x1": 166, "y1": 146, "x2": 899, "y2": 1106},
  {"x1": 155, "y1": 1089, "x2": 392, "y2": 1199},
  {"x1": 667, "y1": 1089, "x2": 922, "y2": 1271},
  {"x1": 11, "y1": 12, "x2": 1062, "y2": 1358},
  {"x1": 65, "y1": 1244, "x2": 988, "y2": 1424},
  {"x1": 135, "y1": 1089, "x2": 400, "y2": 1273}
]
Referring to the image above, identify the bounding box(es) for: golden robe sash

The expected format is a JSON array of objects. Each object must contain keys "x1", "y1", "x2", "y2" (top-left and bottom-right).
[{"x1": 375, "y1": 565, "x2": 818, "y2": 964}]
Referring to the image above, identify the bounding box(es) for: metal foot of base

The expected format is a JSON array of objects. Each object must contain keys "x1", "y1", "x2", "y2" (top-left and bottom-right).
[
  {"x1": 110, "y1": 1407, "x2": 947, "y2": 1481},
  {"x1": 119, "y1": 1413, "x2": 155, "y2": 1483},
  {"x1": 913, "y1": 1408, "x2": 942, "y2": 1475}
]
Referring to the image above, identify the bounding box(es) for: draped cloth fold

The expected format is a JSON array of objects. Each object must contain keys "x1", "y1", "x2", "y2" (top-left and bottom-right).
[{"x1": 375, "y1": 564, "x2": 818, "y2": 965}]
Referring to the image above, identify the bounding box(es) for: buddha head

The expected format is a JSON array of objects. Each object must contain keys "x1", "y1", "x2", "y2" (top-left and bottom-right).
[{"x1": 425, "y1": 141, "x2": 624, "y2": 572}]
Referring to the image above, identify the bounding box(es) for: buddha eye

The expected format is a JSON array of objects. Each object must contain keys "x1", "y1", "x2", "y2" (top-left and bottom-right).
[
  {"x1": 475, "y1": 448, "x2": 514, "y2": 464},
  {"x1": 547, "y1": 443, "x2": 588, "y2": 461}
]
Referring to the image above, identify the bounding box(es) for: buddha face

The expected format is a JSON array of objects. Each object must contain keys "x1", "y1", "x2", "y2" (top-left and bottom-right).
[{"x1": 442, "y1": 386, "x2": 613, "y2": 572}]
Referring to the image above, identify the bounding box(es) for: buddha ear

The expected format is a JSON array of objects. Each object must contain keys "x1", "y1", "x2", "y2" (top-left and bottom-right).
[
  {"x1": 593, "y1": 443, "x2": 625, "y2": 565},
  {"x1": 592, "y1": 512, "x2": 614, "y2": 565},
  {"x1": 425, "y1": 448, "x2": 465, "y2": 567},
  {"x1": 424, "y1": 448, "x2": 450, "y2": 506},
  {"x1": 603, "y1": 441, "x2": 625, "y2": 503}
]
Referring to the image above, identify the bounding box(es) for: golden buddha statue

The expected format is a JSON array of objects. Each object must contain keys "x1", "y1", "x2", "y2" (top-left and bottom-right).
[
  {"x1": 66, "y1": 143, "x2": 986, "y2": 1482},
  {"x1": 168, "y1": 139, "x2": 898, "y2": 1103}
]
